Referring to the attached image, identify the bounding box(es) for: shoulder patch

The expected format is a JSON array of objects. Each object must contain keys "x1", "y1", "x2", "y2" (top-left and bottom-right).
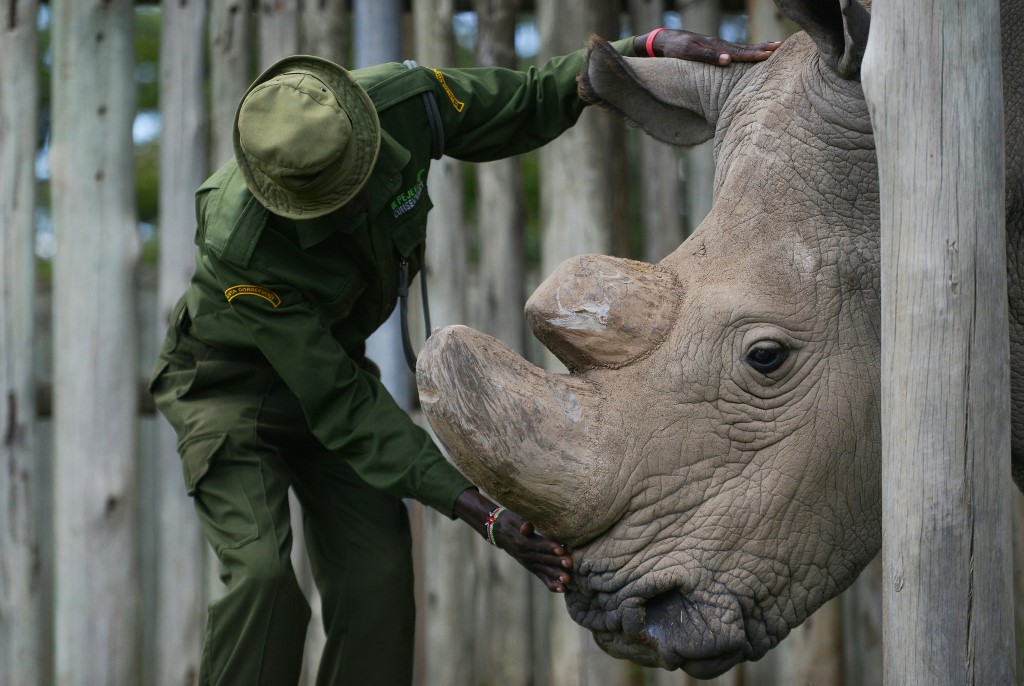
[
  {"x1": 432, "y1": 69, "x2": 465, "y2": 112},
  {"x1": 224, "y1": 285, "x2": 282, "y2": 308}
]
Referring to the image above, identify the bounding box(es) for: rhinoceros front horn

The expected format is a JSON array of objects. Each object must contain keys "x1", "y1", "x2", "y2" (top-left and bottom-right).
[
  {"x1": 416, "y1": 256, "x2": 679, "y2": 544},
  {"x1": 417, "y1": 326, "x2": 621, "y2": 544}
]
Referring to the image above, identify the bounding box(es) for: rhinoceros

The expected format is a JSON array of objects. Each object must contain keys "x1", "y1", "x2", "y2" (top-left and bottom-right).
[{"x1": 416, "y1": 0, "x2": 1024, "y2": 677}]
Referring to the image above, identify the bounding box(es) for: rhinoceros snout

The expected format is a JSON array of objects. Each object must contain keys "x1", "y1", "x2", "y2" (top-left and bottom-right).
[{"x1": 579, "y1": 583, "x2": 757, "y2": 678}]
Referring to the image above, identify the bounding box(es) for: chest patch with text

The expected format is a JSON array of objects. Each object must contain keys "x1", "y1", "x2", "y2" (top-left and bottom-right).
[{"x1": 391, "y1": 169, "x2": 426, "y2": 219}]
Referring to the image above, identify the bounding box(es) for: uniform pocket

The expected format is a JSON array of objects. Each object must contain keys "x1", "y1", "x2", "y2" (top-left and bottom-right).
[
  {"x1": 179, "y1": 433, "x2": 226, "y2": 495},
  {"x1": 148, "y1": 358, "x2": 170, "y2": 395},
  {"x1": 389, "y1": 192, "x2": 432, "y2": 258},
  {"x1": 149, "y1": 340, "x2": 215, "y2": 409},
  {"x1": 181, "y1": 433, "x2": 261, "y2": 553},
  {"x1": 150, "y1": 361, "x2": 199, "y2": 431},
  {"x1": 149, "y1": 309, "x2": 188, "y2": 395}
]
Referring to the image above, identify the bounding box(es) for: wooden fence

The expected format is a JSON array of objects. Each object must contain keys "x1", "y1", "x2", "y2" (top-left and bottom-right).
[{"x1": 2, "y1": 1, "x2": 1023, "y2": 685}]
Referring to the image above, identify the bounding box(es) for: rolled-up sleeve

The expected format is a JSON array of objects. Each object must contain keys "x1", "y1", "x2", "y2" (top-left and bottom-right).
[{"x1": 423, "y1": 37, "x2": 637, "y2": 162}]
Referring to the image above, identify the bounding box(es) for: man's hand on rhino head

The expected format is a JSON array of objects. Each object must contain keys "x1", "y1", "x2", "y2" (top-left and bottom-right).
[
  {"x1": 634, "y1": 28, "x2": 781, "y2": 65},
  {"x1": 453, "y1": 487, "x2": 573, "y2": 593}
]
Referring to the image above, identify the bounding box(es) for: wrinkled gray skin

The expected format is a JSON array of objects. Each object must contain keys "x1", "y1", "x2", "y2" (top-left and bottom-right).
[{"x1": 417, "y1": 0, "x2": 1024, "y2": 678}]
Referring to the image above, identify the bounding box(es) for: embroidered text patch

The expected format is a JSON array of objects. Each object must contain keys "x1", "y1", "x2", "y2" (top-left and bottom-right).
[
  {"x1": 224, "y1": 284, "x2": 282, "y2": 308},
  {"x1": 432, "y1": 69, "x2": 465, "y2": 112}
]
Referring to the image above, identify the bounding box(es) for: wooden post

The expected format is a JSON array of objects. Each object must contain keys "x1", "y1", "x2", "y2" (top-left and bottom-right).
[
  {"x1": 475, "y1": 0, "x2": 526, "y2": 351},
  {"x1": 627, "y1": 0, "x2": 687, "y2": 261},
  {"x1": 471, "y1": 4, "x2": 537, "y2": 684},
  {"x1": 208, "y1": 0, "x2": 253, "y2": 168},
  {"x1": 408, "y1": 2, "x2": 476, "y2": 684},
  {"x1": 1014, "y1": 498, "x2": 1024, "y2": 671},
  {"x1": 258, "y1": 0, "x2": 300, "y2": 69},
  {"x1": 0, "y1": 1, "x2": 42, "y2": 684},
  {"x1": 536, "y1": 2, "x2": 633, "y2": 684},
  {"x1": 745, "y1": 0, "x2": 796, "y2": 44},
  {"x1": 536, "y1": 0, "x2": 626, "y2": 272},
  {"x1": 203, "y1": 0, "x2": 253, "y2": 628},
  {"x1": 302, "y1": 0, "x2": 348, "y2": 66},
  {"x1": 50, "y1": 1, "x2": 141, "y2": 683},
  {"x1": 677, "y1": 0, "x2": 720, "y2": 237},
  {"x1": 537, "y1": 0, "x2": 619, "y2": 287},
  {"x1": 149, "y1": 3, "x2": 209, "y2": 685},
  {"x1": 842, "y1": 554, "x2": 884, "y2": 686},
  {"x1": 862, "y1": 0, "x2": 1015, "y2": 683},
  {"x1": 411, "y1": 0, "x2": 466, "y2": 334},
  {"x1": 357, "y1": 0, "x2": 410, "y2": 407}
]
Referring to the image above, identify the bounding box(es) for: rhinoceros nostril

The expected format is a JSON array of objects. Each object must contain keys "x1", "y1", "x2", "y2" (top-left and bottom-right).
[
  {"x1": 643, "y1": 589, "x2": 693, "y2": 644},
  {"x1": 641, "y1": 589, "x2": 747, "y2": 677}
]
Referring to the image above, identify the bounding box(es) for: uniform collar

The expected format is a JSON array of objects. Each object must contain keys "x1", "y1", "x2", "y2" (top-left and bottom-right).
[{"x1": 294, "y1": 130, "x2": 410, "y2": 249}]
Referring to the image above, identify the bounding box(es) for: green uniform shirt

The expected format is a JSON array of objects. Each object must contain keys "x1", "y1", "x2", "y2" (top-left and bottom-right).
[{"x1": 178, "y1": 38, "x2": 637, "y2": 515}]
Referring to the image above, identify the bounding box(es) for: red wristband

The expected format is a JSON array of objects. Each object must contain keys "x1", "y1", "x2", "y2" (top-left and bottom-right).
[{"x1": 645, "y1": 28, "x2": 666, "y2": 57}]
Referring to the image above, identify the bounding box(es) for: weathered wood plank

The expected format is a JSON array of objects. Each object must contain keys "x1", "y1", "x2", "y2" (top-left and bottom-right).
[
  {"x1": 408, "y1": 1, "x2": 477, "y2": 684},
  {"x1": 863, "y1": 0, "x2": 1015, "y2": 682},
  {"x1": 0, "y1": 1, "x2": 43, "y2": 684},
  {"x1": 630, "y1": 0, "x2": 687, "y2": 260},
  {"x1": 744, "y1": 0, "x2": 796, "y2": 43},
  {"x1": 475, "y1": 0, "x2": 526, "y2": 352},
  {"x1": 470, "y1": 4, "x2": 538, "y2": 684},
  {"x1": 536, "y1": 1, "x2": 633, "y2": 684},
  {"x1": 204, "y1": 0, "x2": 252, "y2": 632},
  {"x1": 149, "y1": 2, "x2": 209, "y2": 684},
  {"x1": 677, "y1": 0, "x2": 720, "y2": 239},
  {"x1": 258, "y1": 0, "x2": 299, "y2": 69},
  {"x1": 50, "y1": 1, "x2": 141, "y2": 683},
  {"x1": 208, "y1": 0, "x2": 253, "y2": 168},
  {"x1": 842, "y1": 554, "x2": 883, "y2": 686},
  {"x1": 302, "y1": 0, "x2": 348, "y2": 65}
]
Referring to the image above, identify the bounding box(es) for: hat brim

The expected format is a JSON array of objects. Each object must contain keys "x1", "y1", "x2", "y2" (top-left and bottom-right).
[{"x1": 233, "y1": 55, "x2": 381, "y2": 220}]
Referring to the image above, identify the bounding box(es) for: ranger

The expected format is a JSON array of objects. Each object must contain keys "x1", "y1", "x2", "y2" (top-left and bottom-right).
[{"x1": 150, "y1": 27, "x2": 778, "y2": 685}]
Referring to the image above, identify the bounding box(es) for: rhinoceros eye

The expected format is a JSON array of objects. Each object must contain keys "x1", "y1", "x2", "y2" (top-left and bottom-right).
[{"x1": 746, "y1": 341, "x2": 789, "y2": 374}]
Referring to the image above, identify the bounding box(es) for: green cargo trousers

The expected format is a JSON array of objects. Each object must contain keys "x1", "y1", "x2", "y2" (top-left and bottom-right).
[{"x1": 150, "y1": 307, "x2": 415, "y2": 685}]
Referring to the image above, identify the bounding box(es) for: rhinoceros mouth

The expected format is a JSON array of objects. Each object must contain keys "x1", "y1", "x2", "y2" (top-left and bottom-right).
[{"x1": 569, "y1": 583, "x2": 767, "y2": 677}]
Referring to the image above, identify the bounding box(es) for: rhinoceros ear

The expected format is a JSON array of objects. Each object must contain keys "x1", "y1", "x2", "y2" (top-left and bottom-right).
[
  {"x1": 526, "y1": 254, "x2": 680, "y2": 372},
  {"x1": 579, "y1": 36, "x2": 716, "y2": 146},
  {"x1": 775, "y1": 0, "x2": 870, "y2": 78}
]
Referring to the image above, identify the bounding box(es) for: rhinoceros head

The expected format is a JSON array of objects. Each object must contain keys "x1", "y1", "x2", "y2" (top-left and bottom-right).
[{"x1": 418, "y1": 0, "x2": 880, "y2": 678}]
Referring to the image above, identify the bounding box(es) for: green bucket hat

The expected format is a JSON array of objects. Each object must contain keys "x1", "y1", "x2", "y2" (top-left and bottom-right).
[{"x1": 233, "y1": 55, "x2": 381, "y2": 219}]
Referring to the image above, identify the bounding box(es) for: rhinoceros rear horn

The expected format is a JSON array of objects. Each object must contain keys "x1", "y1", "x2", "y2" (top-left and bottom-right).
[
  {"x1": 526, "y1": 255, "x2": 680, "y2": 372},
  {"x1": 775, "y1": 0, "x2": 871, "y2": 78}
]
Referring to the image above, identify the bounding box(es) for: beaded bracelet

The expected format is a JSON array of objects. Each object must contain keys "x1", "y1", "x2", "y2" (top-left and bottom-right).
[{"x1": 485, "y1": 506, "x2": 507, "y2": 546}]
